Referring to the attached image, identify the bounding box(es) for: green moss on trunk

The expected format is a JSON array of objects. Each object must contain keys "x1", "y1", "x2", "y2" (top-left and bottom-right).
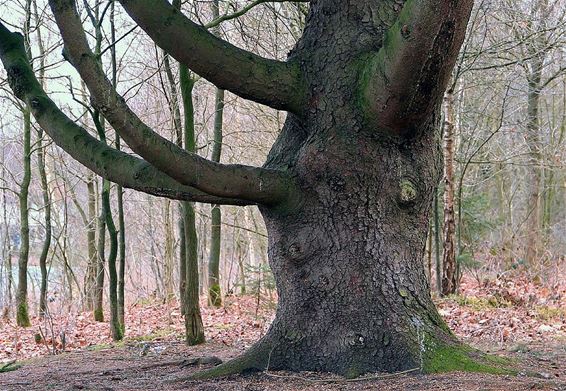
[{"x1": 16, "y1": 302, "x2": 31, "y2": 327}]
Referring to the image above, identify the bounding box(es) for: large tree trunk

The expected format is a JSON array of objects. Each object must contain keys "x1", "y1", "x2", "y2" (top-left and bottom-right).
[
  {"x1": 210, "y1": 115, "x2": 454, "y2": 376},
  {"x1": 254, "y1": 125, "x2": 448, "y2": 376},
  {"x1": 191, "y1": 0, "x2": 476, "y2": 378}
]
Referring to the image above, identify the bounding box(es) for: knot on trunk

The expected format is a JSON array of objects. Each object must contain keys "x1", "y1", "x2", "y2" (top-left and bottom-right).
[{"x1": 398, "y1": 178, "x2": 418, "y2": 206}]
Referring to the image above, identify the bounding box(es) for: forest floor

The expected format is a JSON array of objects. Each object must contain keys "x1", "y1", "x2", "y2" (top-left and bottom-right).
[{"x1": 0, "y1": 274, "x2": 565, "y2": 390}]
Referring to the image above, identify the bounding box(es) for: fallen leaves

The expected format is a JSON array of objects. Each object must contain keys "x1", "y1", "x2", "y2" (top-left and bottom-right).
[{"x1": 0, "y1": 273, "x2": 564, "y2": 364}]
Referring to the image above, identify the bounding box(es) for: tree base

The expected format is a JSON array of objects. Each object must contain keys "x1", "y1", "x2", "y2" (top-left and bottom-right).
[{"x1": 187, "y1": 337, "x2": 513, "y2": 381}]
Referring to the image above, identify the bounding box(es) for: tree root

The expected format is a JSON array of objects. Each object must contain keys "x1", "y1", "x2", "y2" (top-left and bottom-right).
[{"x1": 184, "y1": 343, "x2": 271, "y2": 381}]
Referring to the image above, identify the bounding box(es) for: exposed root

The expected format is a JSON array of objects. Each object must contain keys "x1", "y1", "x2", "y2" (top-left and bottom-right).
[{"x1": 183, "y1": 343, "x2": 271, "y2": 381}]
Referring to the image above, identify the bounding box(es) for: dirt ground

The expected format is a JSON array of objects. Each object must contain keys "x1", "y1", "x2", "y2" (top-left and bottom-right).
[{"x1": 1, "y1": 339, "x2": 565, "y2": 391}]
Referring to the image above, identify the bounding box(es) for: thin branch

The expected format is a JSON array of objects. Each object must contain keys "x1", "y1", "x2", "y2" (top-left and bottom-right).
[
  {"x1": 204, "y1": 0, "x2": 309, "y2": 30},
  {"x1": 117, "y1": 0, "x2": 307, "y2": 114}
]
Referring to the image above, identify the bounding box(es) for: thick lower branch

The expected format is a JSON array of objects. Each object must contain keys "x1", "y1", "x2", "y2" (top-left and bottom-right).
[
  {"x1": 0, "y1": 25, "x2": 250, "y2": 206},
  {"x1": 49, "y1": 0, "x2": 294, "y2": 207}
]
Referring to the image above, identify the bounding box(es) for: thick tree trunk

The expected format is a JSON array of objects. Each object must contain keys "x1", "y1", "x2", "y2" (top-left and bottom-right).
[
  {"x1": 203, "y1": 115, "x2": 456, "y2": 376},
  {"x1": 192, "y1": 1, "x2": 477, "y2": 376},
  {"x1": 252, "y1": 123, "x2": 450, "y2": 376}
]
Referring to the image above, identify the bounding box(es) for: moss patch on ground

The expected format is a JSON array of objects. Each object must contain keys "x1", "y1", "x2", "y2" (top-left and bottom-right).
[{"x1": 423, "y1": 342, "x2": 514, "y2": 375}]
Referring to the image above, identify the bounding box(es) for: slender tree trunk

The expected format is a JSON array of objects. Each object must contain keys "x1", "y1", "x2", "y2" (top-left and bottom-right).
[
  {"x1": 180, "y1": 66, "x2": 205, "y2": 345},
  {"x1": 433, "y1": 191, "x2": 441, "y2": 295},
  {"x1": 109, "y1": 2, "x2": 126, "y2": 331},
  {"x1": 163, "y1": 200, "x2": 175, "y2": 301},
  {"x1": 102, "y1": 178, "x2": 122, "y2": 340},
  {"x1": 206, "y1": 0, "x2": 225, "y2": 309},
  {"x1": 178, "y1": 206, "x2": 187, "y2": 312},
  {"x1": 37, "y1": 128, "x2": 51, "y2": 316},
  {"x1": 84, "y1": 174, "x2": 98, "y2": 310},
  {"x1": 16, "y1": 104, "x2": 32, "y2": 327},
  {"x1": 1, "y1": 163, "x2": 13, "y2": 317},
  {"x1": 16, "y1": 0, "x2": 33, "y2": 328},
  {"x1": 441, "y1": 89, "x2": 458, "y2": 296},
  {"x1": 524, "y1": 55, "x2": 544, "y2": 266},
  {"x1": 32, "y1": 0, "x2": 51, "y2": 318},
  {"x1": 94, "y1": 178, "x2": 106, "y2": 322}
]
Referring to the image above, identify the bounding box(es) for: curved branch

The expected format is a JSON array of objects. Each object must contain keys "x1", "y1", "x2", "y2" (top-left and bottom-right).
[
  {"x1": 118, "y1": 0, "x2": 306, "y2": 115},
  {"x1": 361, "y1": 0, "x2": 474, "y2": 136},
  {"x1": 0, "y1": 24, "x2": 250, "y2": 206},
  {"x1": 48, "y1": 0, "x2": 295, "y2": 206}
]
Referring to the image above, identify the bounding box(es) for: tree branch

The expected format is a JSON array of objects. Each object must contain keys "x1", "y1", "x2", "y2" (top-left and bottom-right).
[
  {"x1": 117, "y1": 0, "x2": 306, "y2": 115},
  {"x1": 0, "y1": 23, "x2": 250, "y2": 206},
  {"x1": 361, "y1": 0, "x2": 474, "y2": 136},
  {"x1": 48, "y1": 0, "x2": 295, "y2": 206},
  {"x1": 204, "y1": 0, "x2": 310, "y2": 30}
]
